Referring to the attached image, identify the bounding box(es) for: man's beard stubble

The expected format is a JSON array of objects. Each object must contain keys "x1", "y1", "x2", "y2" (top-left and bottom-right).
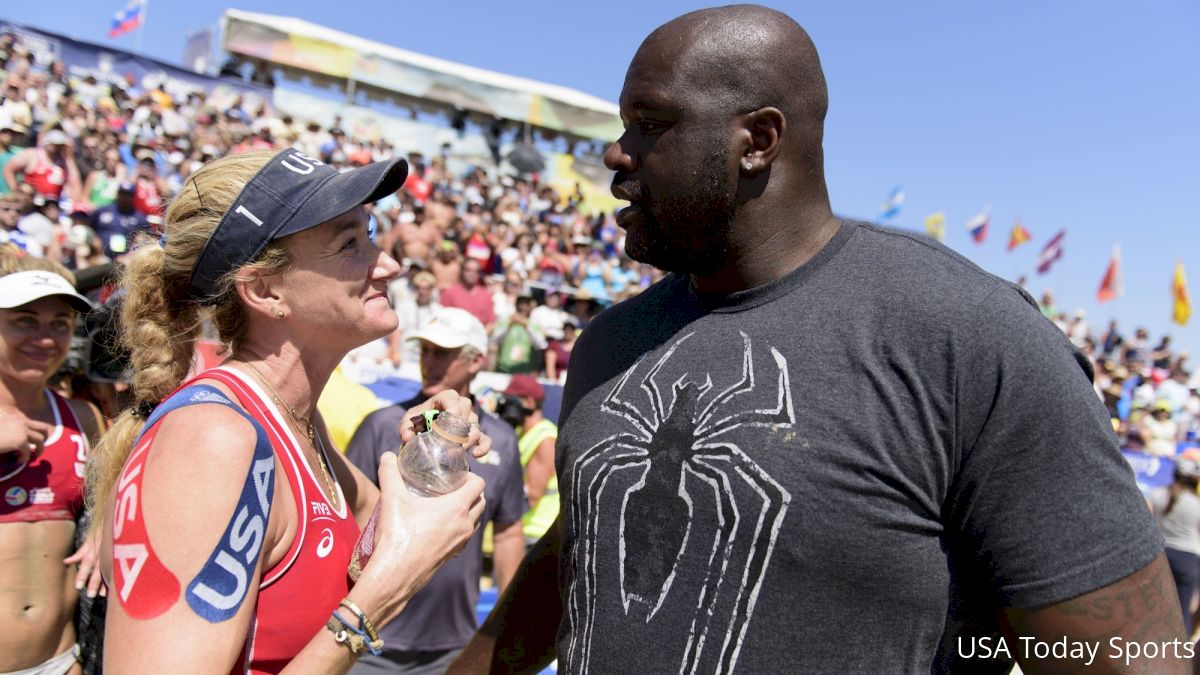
[{"x1": 621, "y1": 149, "x2": 737, "y2": 276}]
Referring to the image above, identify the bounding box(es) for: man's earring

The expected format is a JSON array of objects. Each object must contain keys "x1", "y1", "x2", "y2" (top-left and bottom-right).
[
  {"x1": 276, "y1": 310, "x2": 285, "y2": 319},
  {"x1": 742, "y1": 158, "x2": 753, "y2": 171}
]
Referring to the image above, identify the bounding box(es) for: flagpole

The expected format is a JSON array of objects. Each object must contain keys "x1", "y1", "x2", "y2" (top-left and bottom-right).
[{"x1": 135, "y1": 0, "x2": 147, "y2": 53}]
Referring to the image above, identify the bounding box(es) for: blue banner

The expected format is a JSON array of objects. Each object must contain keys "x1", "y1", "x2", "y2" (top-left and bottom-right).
[
  {"x1": 1121, "y1": 450, "x2": 1176, "y2": 494},
  {"x1": 0, "y1": 21, "x2": 269, "y2": 103},
  {"x1": 368, "y1": 375, "x2": 565, "y2": 425}
]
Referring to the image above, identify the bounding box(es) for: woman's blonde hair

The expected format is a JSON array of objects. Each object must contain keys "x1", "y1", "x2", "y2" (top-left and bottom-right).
[
  {"x1": 87, "y1": 150, "x2": 292, "y2": 517},
  {"x1": 0, "y1": 249, "x2": 77, "y2": 285}
]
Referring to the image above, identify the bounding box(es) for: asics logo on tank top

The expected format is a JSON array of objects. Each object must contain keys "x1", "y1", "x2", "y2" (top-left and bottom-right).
[{"x1": 316, "y1": 528, "x2": 335, "y2": 559}]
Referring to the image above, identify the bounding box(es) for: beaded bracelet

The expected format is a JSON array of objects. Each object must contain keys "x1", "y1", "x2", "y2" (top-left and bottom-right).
[
  {"x1": 326, "y1": 611, "x2": 384, "y2": 657},
  {"x1": 338, "y1": 599, "x2": 382, "y2": 644}
]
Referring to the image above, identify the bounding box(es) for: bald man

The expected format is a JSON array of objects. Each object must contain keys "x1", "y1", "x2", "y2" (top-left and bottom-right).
[{"x1": 452, "y1": 6, "x2": 1184, "y2": 673}]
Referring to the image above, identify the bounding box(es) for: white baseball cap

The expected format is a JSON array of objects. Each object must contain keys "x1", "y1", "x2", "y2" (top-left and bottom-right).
[
  {"x1": 0, "y1": 271, "x2": 93, "y2": 313},
  {"x1": 41, "y1": 129, "x2": 70, "y2": 146},
  {"x1": 408, "y1": 307, "x2": 488, "y2": 355}
]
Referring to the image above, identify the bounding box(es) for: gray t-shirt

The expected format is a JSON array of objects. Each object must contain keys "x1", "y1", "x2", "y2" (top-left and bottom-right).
[
  {"x1": 345, "y1": 398, "x2": 526, "y2": 651},
  {"x1": 554, "y1": 220, "x2": 1162, "y2": 674}
]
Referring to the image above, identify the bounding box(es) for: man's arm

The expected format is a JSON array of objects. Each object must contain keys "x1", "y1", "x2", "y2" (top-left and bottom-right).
[
  {"x1": 450, "y1": 519, "x2": 561, "y2": 674},
  {"x1": 3, "y1": 149, "x2": 29, "y2": 192},
  {"x1": 951, "y1": 288, "x2": 1183, "y2": 673},
  {"x1": 524, "y1": 436, "x2": 555, "y2": 509},
  {"x1": 490, "y1": 520, "x2": 525, "y2": 593},
  {"x1": 1001, "y1": 554, "x2": 1190, "y2": 674}
]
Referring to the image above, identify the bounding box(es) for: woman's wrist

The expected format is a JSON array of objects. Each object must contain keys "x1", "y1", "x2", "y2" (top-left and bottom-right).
[{"x1": 346, "y1": 568, "x2": 410, "y2": 628}]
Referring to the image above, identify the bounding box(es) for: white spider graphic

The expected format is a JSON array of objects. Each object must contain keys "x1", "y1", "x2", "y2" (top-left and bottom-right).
[{"x1": 564, "y1": 331, "x2": 795, "y2": 674}]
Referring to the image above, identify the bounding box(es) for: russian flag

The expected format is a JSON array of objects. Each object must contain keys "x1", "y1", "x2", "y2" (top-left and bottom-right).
[
  {"x1": 109, "y1": 0, "x2": 146, "y2": 38},
  {"x1": 966, "y1": 209, "x2": 989, "y2": 244}
]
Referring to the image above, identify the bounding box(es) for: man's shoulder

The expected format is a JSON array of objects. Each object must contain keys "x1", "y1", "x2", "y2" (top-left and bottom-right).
[
  {"x1": 356, "y1": 404, "x2": 408, "y2": 435},
  {"x1": 849, "y1": 221, "x2": 1007, "y2": 290},
  {"x1": 837, "y1": 220, "x2": 1041, "y2": 319}
]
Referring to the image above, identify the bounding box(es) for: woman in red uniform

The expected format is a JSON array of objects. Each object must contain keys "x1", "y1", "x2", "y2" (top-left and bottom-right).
[
  {"x1": 0, "y1": 261, "x2": 105, "y2": 675},
  {"x1": 88, "y1": 149, "x2": 489, "y2": 673}
]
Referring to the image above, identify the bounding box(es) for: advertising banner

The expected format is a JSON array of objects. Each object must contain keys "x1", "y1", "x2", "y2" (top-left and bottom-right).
[{"x1": 0, "y1": 21, "x2": 270, "y2": 104}]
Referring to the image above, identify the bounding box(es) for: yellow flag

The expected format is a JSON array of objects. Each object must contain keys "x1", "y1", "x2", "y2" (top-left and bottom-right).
[
  {"x1": 924, "y1": 212, "x2": 946, "y2": 242},
  {"x1": 1173, "y1": 261, "x2": 1191, "y2": 326}
]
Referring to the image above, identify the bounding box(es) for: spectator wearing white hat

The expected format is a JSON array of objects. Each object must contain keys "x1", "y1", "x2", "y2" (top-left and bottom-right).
[
  {"x1": 17, "y1": 193, "x2": 64, "y2": 262},
  {"x1": 0, "y1": 79, "x2": 33, "y2": 140},
  {"x1": 345, "y1": 307, "x2": 525, "y2": 675},
  {"x1": 0, "y1": 263, "x2": 105, "y2": 675},
  {"x1": 527, "y1": 286, "x2": 569, "y2": 351},
  {"x1": 1141, "y1": 400, "x2": 1180, "y2": 457}
]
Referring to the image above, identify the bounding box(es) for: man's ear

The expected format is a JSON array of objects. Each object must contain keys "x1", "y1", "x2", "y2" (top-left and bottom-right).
[
  {"x1": 234, "y1": 269, "x2": 284, "y2": 320},
  {"x1": 736, "y1": 107, "x2": 786, "y2": 175},
  {"x1": 467, "y1": 350, "x2": 487, "y2": 376}
]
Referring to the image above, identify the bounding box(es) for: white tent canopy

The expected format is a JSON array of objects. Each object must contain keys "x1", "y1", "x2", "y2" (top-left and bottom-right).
[{"x1": 220, "y1": 9, "x2": 623, "y2": 142}]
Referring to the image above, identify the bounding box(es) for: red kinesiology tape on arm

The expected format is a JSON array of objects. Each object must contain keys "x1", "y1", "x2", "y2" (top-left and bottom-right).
[{"x1": 111, "y1": 438, "x2": 180, "y2": 619}]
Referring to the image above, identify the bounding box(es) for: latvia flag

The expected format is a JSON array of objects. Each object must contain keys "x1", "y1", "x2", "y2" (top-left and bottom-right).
[{"x1": 1036, "y1": 230, "x2": 1066, "y2": 275}]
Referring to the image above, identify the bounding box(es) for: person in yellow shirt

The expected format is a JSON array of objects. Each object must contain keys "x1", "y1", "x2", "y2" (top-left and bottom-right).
[
  {"x1": 317, "y1": 365, "x2": 384, "y2": 453},
  {"x1": 501, "y1": 375, "x2": 559, "y2": 544}
]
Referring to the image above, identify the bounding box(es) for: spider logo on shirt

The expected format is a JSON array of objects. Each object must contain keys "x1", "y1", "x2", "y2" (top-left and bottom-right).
[{"x1": 564, "y1": 330, "x2": 795, "y2": 674}]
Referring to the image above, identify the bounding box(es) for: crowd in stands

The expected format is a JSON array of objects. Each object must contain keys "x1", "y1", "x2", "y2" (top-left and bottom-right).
[
  {"x1": 3, "y1": 27, "x2": 1195, "y2": 452},
  {"x1": 1037, "y1": 289, "x2": 1200, "y2": 457},
  {"x1": 0, "y1": 30, "x2": 664, "y2": 391}
]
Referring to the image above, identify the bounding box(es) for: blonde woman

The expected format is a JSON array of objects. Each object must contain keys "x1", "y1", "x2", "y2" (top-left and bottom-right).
[
  {"x1": 0, "y1": 258, "x2": 105, "y2": 675},
  {"x1": 88, "y1": 149, "x2": 489, "y2": 673}
]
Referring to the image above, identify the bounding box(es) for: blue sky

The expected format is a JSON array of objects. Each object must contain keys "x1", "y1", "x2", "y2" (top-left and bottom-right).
[{"x1": 5, "y1": 1, "x2": 1198, "y2": 353}]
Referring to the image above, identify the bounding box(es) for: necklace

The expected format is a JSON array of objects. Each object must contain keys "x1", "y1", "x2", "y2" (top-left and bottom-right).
[{"x1": 233, "y1": 357, "x2": 340, "y2": 508}]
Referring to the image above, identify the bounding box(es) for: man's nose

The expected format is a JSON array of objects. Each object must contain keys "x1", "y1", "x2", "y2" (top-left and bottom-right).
[{"x1": 603, "y1": 138, "x2": 634, "y2": 173}]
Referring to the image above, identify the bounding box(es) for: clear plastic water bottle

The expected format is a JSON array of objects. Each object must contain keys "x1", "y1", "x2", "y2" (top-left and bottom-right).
[
  {"x1": 348, "y1": 411, "x2": 471, "y2": 580},
  {"x1": 396, "y1": 411, "x2": 472, "y2": 496}
]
